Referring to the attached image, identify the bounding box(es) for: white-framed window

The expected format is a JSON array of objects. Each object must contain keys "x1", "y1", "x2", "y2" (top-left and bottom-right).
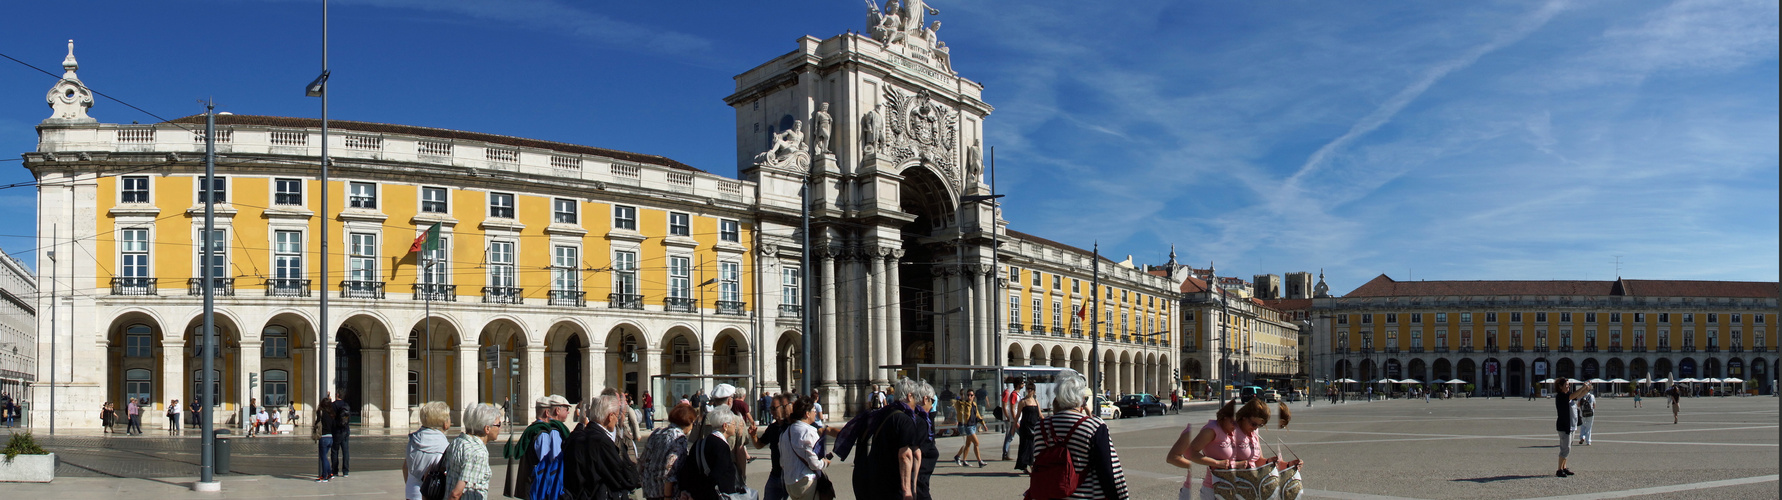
[
  {"x1": 274, "y1": 178, "x2": 303, "y2": 206},
  {"x1": 552, "y1": 246, "x2": 579, "y2": 292},
  {"x1": 1708, "y1": 313, "x2": 1719, "y2": 324},
  {"x1": 197, "y1": 176, "x2": 227, "y2": 203},
  {"x1": 1121, "y1": 311, "x2": 1129, "y2": 335},
  {"x1": 406, "y1": 371, "x2": 419, "y2": 408},
  {"x1": 1072, "y1": 279, "x2": 1080, "y2": 294},
  {"x1": 1682, "y1": 330, "x2": 1694, "y2": 347},
  {"x1": 125, "y1": 368, "x2": 153, "y2": 403},
  {"x1": 122, "y1": 175, "x2": 150, "y2": 203},
  {"x1": 198, "y1": 229, "x2": 226, "y2": 280},
  {"x1": 1707, "y1": 330, "x2": 1718, "y2": 348},
  {"x1": 669, "y1": 212, "x2": 691, "y2": 236},
  {"x1": 1536, "y1": 312, "x2": 1547, "y2": 322},
  {"x1": 553, "y1": 198, "x2": 578, "y2": 224},
  {"x1": 1052, "y1": 276, "x2": 1062, "y2": 290},
  {"x1": 262, "y1": 325, "x2": 289, "y2": 358},
  {"x1": 1411, "y1": 331, "x2": 1422, "y2": 348},
  {"x1": 1411, "y1": 313, "x2": 1422, "y2": 323},
  {"x1": 668, "y1": 256, "x2": 691, "y2": 299},
  {"x1": 1756, "y1": 330, "x2": 1766, "y2": 348},
  {"x1": 781, "y1": 267, "x2": 800, "y2": 307},
  {"x1": 1609, "y1": 329, "x2": 1620, "y2": 347},
  {"x1": 719, "y1": 261, "x2": 741, "y2": 303},
  {"x1": 1732, "y1": 314, "x2": 1742, "y2": 324},
  {"x1": 263, "y1": 369, "x2": 289, "y2": 407},
  {"x1": 1052, "y1": 301, "x2": 1062, "y2": 329},
  {"x1": 720, "y1": 219, "x2": 740, "y2": 242},
  {"x1": 421, "y1": 187, "x2": 449, "y2": 213},
  {"x1": 1436, "y1": 329, "x2": 1447, "y2": 348},
  {"x1": 348, "y1": 182, "x2": 377, "y2": 209},
  {"x1": 348, "y1": 232, "x2": 377, "y2": 282},
  {"x1": 489, "y1": 192, "x2": 515, "y2": 218},
  {"x1": 1731, "y1": 330, "x2": 1742, "y2": 349},
  {"x1": 1561, "y1": 312, "x2": 1572, "y2": 322},
  {"x1": 1032, "y1": 297, "x2": 1042, "y2": 328},
  {"x1": 613, "y1": 250, "x2": 638, "y2": 296},
  {"x1": 488, "y1": 241, "x2": 516, "y2": 288},
  {"x1": 421, "y1": 236, "x2": 449, "y2": 285},
  {"x1": 1031, "y1": 271, "x2": 1041, "y2": 287},
  {"x1": 1634, "y1": 329, "x2": 1645, "y2": 348},
  {"x1": 192, "y1": 369, "x2": 223, "y2": 402},
  {"x1": 614, "y1": 205, "x2": 637, "y2": 230},
  {"x1": 1009, "y1": 295, "x2": 1021, "y2": 326},
  {"x1": 126, "y1": 324, "x2": 154, "y2": 358},
  {"x1": 120, "y1": 228, "x2": 150, "y2": 280}
]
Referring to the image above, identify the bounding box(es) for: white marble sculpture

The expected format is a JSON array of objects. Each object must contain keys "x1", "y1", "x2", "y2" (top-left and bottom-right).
[
  {"x1": 966, "y1": 138, "x2": 982, "y2": 183},
  {"x1": 862, "y1": 104, "x2": 883, "y2": 155},
  {"x1": 754, "y1": 120, "x2": 810, "y2": 170},
  {"x1": 812, "y1": 102, "x2": 833, "y2": 155}
]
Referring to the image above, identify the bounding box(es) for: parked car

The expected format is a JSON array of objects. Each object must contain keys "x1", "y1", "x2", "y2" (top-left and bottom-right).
[
  {"x1": 1091, "y1": 396, "x2": 1120, "y2": 419},
  {"x1": 1239, "y1": 386, "x2": 1264, "y2": 404},
  {"x1": 1114, "y1": 394, "x2": 1167, "y2": 418},
  {"x1": 1261, "y1": 389, "x2": 1280, "y2": 403}
]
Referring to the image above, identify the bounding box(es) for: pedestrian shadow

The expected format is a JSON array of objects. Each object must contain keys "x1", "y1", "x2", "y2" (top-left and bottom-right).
[
  {"x1": 932, "y1": 470, "x2": 1022, "y2": 478},
  {"x1": 1452, "y1": 475, "x2": 1549, "y2": 483}
]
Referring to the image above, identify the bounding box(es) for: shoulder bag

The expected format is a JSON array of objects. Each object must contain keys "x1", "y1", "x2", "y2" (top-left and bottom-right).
[
  {"x1": 1273, "y1": 438, "x2": 1304, "y2": 500},
  {"x1": 782, "y1": 427, "x2": 836, "y2": 500},
  {"x1": 419, "y1": 437, "x2": 459, "y2": 500},
  {"x1": 1207, "y1": 426, "x2": 1280, "y2": 500}
]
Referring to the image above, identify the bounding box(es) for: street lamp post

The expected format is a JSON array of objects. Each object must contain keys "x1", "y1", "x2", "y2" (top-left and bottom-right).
[{"x1": 305, "y1": 1, "x2": 332, "y2": 415}]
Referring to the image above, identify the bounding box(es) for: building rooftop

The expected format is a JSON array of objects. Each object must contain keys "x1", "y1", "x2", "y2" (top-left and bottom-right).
[{"x1": 1344, "y1": 274, "x2": 1780, "y2": 299}]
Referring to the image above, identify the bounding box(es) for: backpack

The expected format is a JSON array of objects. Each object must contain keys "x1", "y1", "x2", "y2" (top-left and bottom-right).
[
  {"x1": 419, "y1": 437, "x2": 458, "y2": 500},
  {"x1": 1579, "y1": 396, "x2": 1594, "y2": 418},
  {"x1": 1025, "y1": 414, "x2": 1091, "y2": 500}
]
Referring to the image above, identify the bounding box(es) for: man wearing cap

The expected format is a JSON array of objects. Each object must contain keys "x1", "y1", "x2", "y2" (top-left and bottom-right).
[{"x1": 508, "y1": 395, "x2": 573, "y2": 500}]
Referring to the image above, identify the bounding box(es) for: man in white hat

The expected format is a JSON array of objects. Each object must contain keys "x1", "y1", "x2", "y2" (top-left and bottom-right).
[{"x1": 507, "y1": 394, "x2": 573, "y2": 499}]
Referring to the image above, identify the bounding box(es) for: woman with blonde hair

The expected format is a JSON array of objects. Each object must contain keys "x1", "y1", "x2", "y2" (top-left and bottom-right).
[{"x1": 404, "y1": 401, "x2": 453, "y2": 500}]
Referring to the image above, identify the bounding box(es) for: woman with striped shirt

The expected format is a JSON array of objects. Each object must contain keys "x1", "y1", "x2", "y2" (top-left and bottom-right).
[{"x1": 1030, "y1": 369, "x2": 1129, "y2": 499}]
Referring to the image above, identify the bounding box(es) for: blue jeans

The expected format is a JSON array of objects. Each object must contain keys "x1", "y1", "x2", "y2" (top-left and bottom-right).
[
  {"x1": 317, "y1": 435, "x2": 335, "y2": 479},
  {"x1": 763, "y1": 474, "x2": 787, "y2": 500},
  {"x1": 642, "y1": 407, "x2": 654, "y2": 429},
  {"x1": 330, "y1": 430, "x2": 350, "y2": 475}
]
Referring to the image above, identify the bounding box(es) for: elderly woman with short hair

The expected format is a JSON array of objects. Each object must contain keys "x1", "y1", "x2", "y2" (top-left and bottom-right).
[
  {"x1": 676, "y1": 406, "x2": 753, "y2": 500},
  {"x1": 1031, "y1": 369, "x2": 1129, "y2": 499},
  {"x1": 446, "y1": 403, "x2": 505, "y2": 500},
  {"x1": 404, "y1": 401, "x2": 454, "y2": 500}
]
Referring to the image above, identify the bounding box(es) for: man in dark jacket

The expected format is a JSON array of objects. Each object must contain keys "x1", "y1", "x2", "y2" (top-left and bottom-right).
[
  {"x1": 567, "y1": 394, "x2": 642, "y2": 500},
  {"x1": 510, "y1": 395, "x2": 573, "y2": 499},
  {"x1": 331, "y1": 391, "x2": 352, "y2": 477}
]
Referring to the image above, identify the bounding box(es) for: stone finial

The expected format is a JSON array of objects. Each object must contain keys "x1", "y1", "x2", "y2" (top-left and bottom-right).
[{"x1": 46, "y1": 40, "x2": 96, "y2": 123}]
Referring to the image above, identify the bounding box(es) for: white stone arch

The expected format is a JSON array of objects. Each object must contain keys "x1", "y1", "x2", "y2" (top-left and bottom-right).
[
  {"x1": 475, "y1": 314, "x2": 535, "y2": 347},
  {"x1": 711, "y1": 327, "x2": 752, "y2": 376},
  {"x1": 1007, "y1": 341, "x2": 1027, "y2": 366},
  {"x1": 1029, "y1": 344, "x2": 1047, "y2": 366},
  {"x1": 168, "y1": 307, "x2": 249, "y2": 343}
]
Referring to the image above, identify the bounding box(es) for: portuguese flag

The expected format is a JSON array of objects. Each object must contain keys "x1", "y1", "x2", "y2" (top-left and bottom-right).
[{"x1": 410, "y1": 222, "x2": 441, "y2": 254}]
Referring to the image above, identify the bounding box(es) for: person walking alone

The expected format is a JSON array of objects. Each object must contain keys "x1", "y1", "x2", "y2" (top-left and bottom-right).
[
  {"x1": 1667, "y1": 385, "x2": 1682, "y2": 424},
  {"x1": 101, "y1": 402, "x2": 117, "y2": 434},
  {"x1": 1553, "y1": 378, "x2": 1592, "y2": 477},
  {"x1": 951, "y1": 389, "x2": 987, "y2": 467},
  {"x1": 126, "y1": 398, "x2": 142, "y2": 435}
]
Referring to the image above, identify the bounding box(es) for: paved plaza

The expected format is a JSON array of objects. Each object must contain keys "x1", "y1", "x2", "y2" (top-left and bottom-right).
[{"x1": 4, "y1": 396, "x2": 1776, "y2": 499}]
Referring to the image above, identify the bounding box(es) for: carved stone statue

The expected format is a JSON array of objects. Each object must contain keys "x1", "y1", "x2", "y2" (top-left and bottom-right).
[
  {"x1": 812, "y1": 102, "x2": 833, "y2": 155},
  {"x1": 862, "y1": 104, "x2": 882, "y2": 154},
  {"x1": 754, "y1": 120, "x2": 809, "y2": 169},
  {"x1": 965, "y1": 138, "x2": 982, "y2": 182}
]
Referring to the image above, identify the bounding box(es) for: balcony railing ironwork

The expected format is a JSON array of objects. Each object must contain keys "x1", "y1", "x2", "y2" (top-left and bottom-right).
[
  {"x1": 265, "y1": 278, "x2": 312, "y2": 297},
  {"x1": 340, "y1": 280, "x2": 385, "y2": 299},
  {"x1": 664, "y1": 297, "x2": 696, "y2": 313},
  {"x1": 482, "y1": 287, "x2": 523, "y2": 304},
  {"x1": 187, "y1": 277, "x2": 235, "y2": 297},
  {"x1": 1051, "y1": 326, "x2": 1065, "y2": 337},
  {"x1": 549, "y1": 290, "x2": 586, "y2": 307},
  {"x1": 608, "y1": 293, "x2": 643, "y2": 310},
  {"x1": 111, "y1": 277, "x2": 158, "y2": 296},
  {"x1": 779, "y1": 304, "x2": 802, "y2": 318},
  {"x1": 716, "y1": 300, "x2": 746, "y2": 316},
  {"x1": 1008, "y1": 322, "x2": 1024, "y2": 333},
  {"x1": 412, "y1": 283, "x2": 457, "y2": 302}
]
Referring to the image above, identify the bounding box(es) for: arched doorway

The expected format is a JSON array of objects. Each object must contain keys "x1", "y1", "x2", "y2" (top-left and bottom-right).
[
  {"x1": 1433, "y1": 358, "x2": 1452, "y2": 381},
  {"x1": 1030, "y1": 345, "x2": 1047, "y2": 366},
  {"x1": 405, "y1": 316, "x2": 461, "y2": 417},
  {"x1": 1556, "y1": 358, "x2": 1575, "y2": 380},
  {"x1": 1069, "y1": 347, "x2": 1086, "y2": 374},
  {"x1": 1457, "y1": 359, "x2": 1477, "y2": 389},
  {"x1": 1751, "y1": 358, "x2": 1769, "y2": 395},
  {"x1": 335, "y1": 328, "x2": 363, "y2": 423},
  {"x1": 896, "y1": 165, "x2": 961, "y2": 367},
  {"x1": 565, "y1": 336, "x2": 585, "y2": 404},
  {"x1": 1581, "y1": 358, "x2": 1600, "y2": 380},
  {"x1": 183, "y1": 315, "x2": 243, "y2": 416},
  {"x1": 1628, "y1": 358, "x2": 1649, "y2": 380},
  {"x1": 107, "y1": 314, "x2": 164, "y2": 421},
  {"x1": 1702, "y1": 358, "x2": 1721, "y2": 378},
  {"x1": 1007, "y1": 343, "x2": 1026, "y2": 366},
  {"x1": 776, "y1": 331, "x2": 802, "y2": 393},
  {"x1": 713, "y1": 330, "x2": 749, "y2": 379},
  {"x1": 477, "y1": 318, "x2": 530, "y2": 422},
  {"x1": 1653, "y1": 358, "x2": 1673, "y2": 379},
  {"x1": 1679, "y1": 358, "x2": 1697, "y2": 378},
  {"x1": 1605, "y1": 358, "x2": 1625, "y2": 380},
  {"x1": 1408, "y1": 359, "x2": 1427, "y2": 381},
  {"x1": 661, "y1": 328, "x2": 701, "y2": 402},
  {"x1": 1049, "y1": 346, "x2": 1066, "y2": 368}
]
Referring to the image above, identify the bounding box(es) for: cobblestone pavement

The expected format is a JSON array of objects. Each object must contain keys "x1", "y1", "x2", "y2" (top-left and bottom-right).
[{"x1": 6, "y1": 396, "x2": 1776, "y2": 499}]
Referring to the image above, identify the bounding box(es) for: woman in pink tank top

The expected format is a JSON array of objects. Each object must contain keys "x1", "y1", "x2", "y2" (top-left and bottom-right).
[{"x1": 1163, "y1": 398, "x2": 1286, "y2": 499}]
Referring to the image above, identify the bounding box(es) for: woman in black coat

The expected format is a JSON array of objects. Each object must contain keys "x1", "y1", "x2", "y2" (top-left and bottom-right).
[{"x1": 674, "y1": 407, "x2": 748, "y2": 500}]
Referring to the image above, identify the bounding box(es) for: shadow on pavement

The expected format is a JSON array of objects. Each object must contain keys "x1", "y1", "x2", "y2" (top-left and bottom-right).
[{"x1": 1452, "y1": 475, "x2": 1551, "y2": 483}]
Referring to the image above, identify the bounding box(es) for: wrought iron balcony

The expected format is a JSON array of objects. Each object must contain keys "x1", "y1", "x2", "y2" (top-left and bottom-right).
[
  {"x1": 1051, "y1": 326, "x2": 1065, "y2": 337},
  {"x1": 664, "y1": 297, "x2": 696, "y2": 313},
  {"x1": 1030, "y1": 324, "x2": 1045, "y2": 334},
  {"x1": 1728, "y1": 347, "x2": 1742, "y2": 353},
  {"x1": 1703, "y1": 347, "x2": 1718, "y2": 353},
  {"x1": 1162, "y1": 340, "x2": 1170, "y2": 348},
  {"x1": 1386, "y1": 348, "x2": 1399, "y2": 354},
  {"x1": 1656, "y1": 346, "x2": 1670, "y2": 352},
  {"x1": 716, "y1": 300, "x2": 746, "y2": 316},
  {"x1": 1559, "y1": 346, "x2": 1573, "y2": 353},
  {"x1": 1511, "y1": 346, "x2": 1527, "y2": 353},
  {"x1": 1632, "y1": 346, "x2": 1646, "y2": 353},
  {"x1": 1409, "y1": 347, "x2": 1423, "y2": 353},
  {"x1": 548, "y1": 290, "x2": 586, "y2": 307},
  {"x1": 1459, "y1": 347, "x2": 1473, "y2": 353},
  {"x1": 340, "y1": 280, "x2": 385, "y2": 299},
  {"x1": 1435, "y1": 347, "x2": 1449, "y2": 353},
  {"x1": 187, "y1": 277, "x2": 235, "y2": 297},
  {"x1": 608, "y1": 293, "x2": 643, "y2": 310},
  {"x1": 1008, "y1": 322, "x2": 1024, "y2": 333},
  {"x1": 265, "y1": 278, "x2": 312, "y2": 297},
  {"x1": 1583, "y1": 346, "x2": 1597, "y2": 352},
  {"x1": 482, "y1": 287, "x2": 523, "y2": 304},
  {"x1": 1071, "y1": 328, "x2": 1083, "y2": 337},
  {"x1": 779, "y1": 304, "x2": 802, "y2": 318},
  {"x1": 1336, "y1": 348, "x2": 1349, "y2": 354},
  {"x1": 1484, "y1": 346, "x2": 1499, "y2": 353},
  {"x1": 1608, "y1": 346, "x2": 1622, "y2": 352},
  {"x1": 412, "y1": 283, "x2": 457, "y2": 302},
  {"x1": 111, "y1": 277, "x2": 158, "y2": 296},
  {"x1": 1681, "y1": 346, "x2": 1695, "y2": 353}
]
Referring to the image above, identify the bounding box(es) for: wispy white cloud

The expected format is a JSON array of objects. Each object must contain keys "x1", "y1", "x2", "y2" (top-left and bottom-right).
[{"x1": 247, "y1": 0, "x2": 717, "y2": 59}]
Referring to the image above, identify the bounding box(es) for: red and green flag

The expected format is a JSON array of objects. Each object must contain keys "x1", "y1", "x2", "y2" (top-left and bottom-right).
[{"x1": 409, "y1": 222, "x2": 441, "y2": 254}]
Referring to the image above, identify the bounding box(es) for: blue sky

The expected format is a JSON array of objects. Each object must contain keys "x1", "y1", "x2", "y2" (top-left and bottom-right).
[{"x1": 0, "y1": 0, "x2": 1775, "y2": 294}]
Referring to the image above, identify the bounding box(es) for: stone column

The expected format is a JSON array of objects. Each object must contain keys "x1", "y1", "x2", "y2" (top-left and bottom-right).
[
  {"x1": 934, "y1": 273, "x2": 949, "y2": 364},
  {"x1": 641, "y1": 347, "x2": 662, "y2": 402},
  {"x1": 819, "y1": 254, "x2": 839, "y2": 388},
  {"x1": 976, "y1": 267, "x2": 992, "y2": 366},
  {"x1": 239, "y1": 341, "x2": 262, "y2": 430},
  {"x1": 161, "y1": 341, "x2": 185, "y2": 431},
  {"x1": 548, "y1": 352, "x2": 568, "y2": 396},
  {"x1": 526, "y1": 345, "x2": 547, "y2": 412},
  {"x1": 455, "y1": 345, "x2": 478, "y2": 415},
  {"x1": 886, "y1": 250, "x2": 904, "y2": 369},
  {"x1": 361, "y1": 348, "x2": 387, "y2": 428},
  {"x1": 388, "y1": 343, "x2": 409, "y2": 429},
  {"x1": 585, "y1": 346, "x2": 604, "y2": 398},
  {"x1": 870, "y1": 248, "x2": 888, "y2": 384}
]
